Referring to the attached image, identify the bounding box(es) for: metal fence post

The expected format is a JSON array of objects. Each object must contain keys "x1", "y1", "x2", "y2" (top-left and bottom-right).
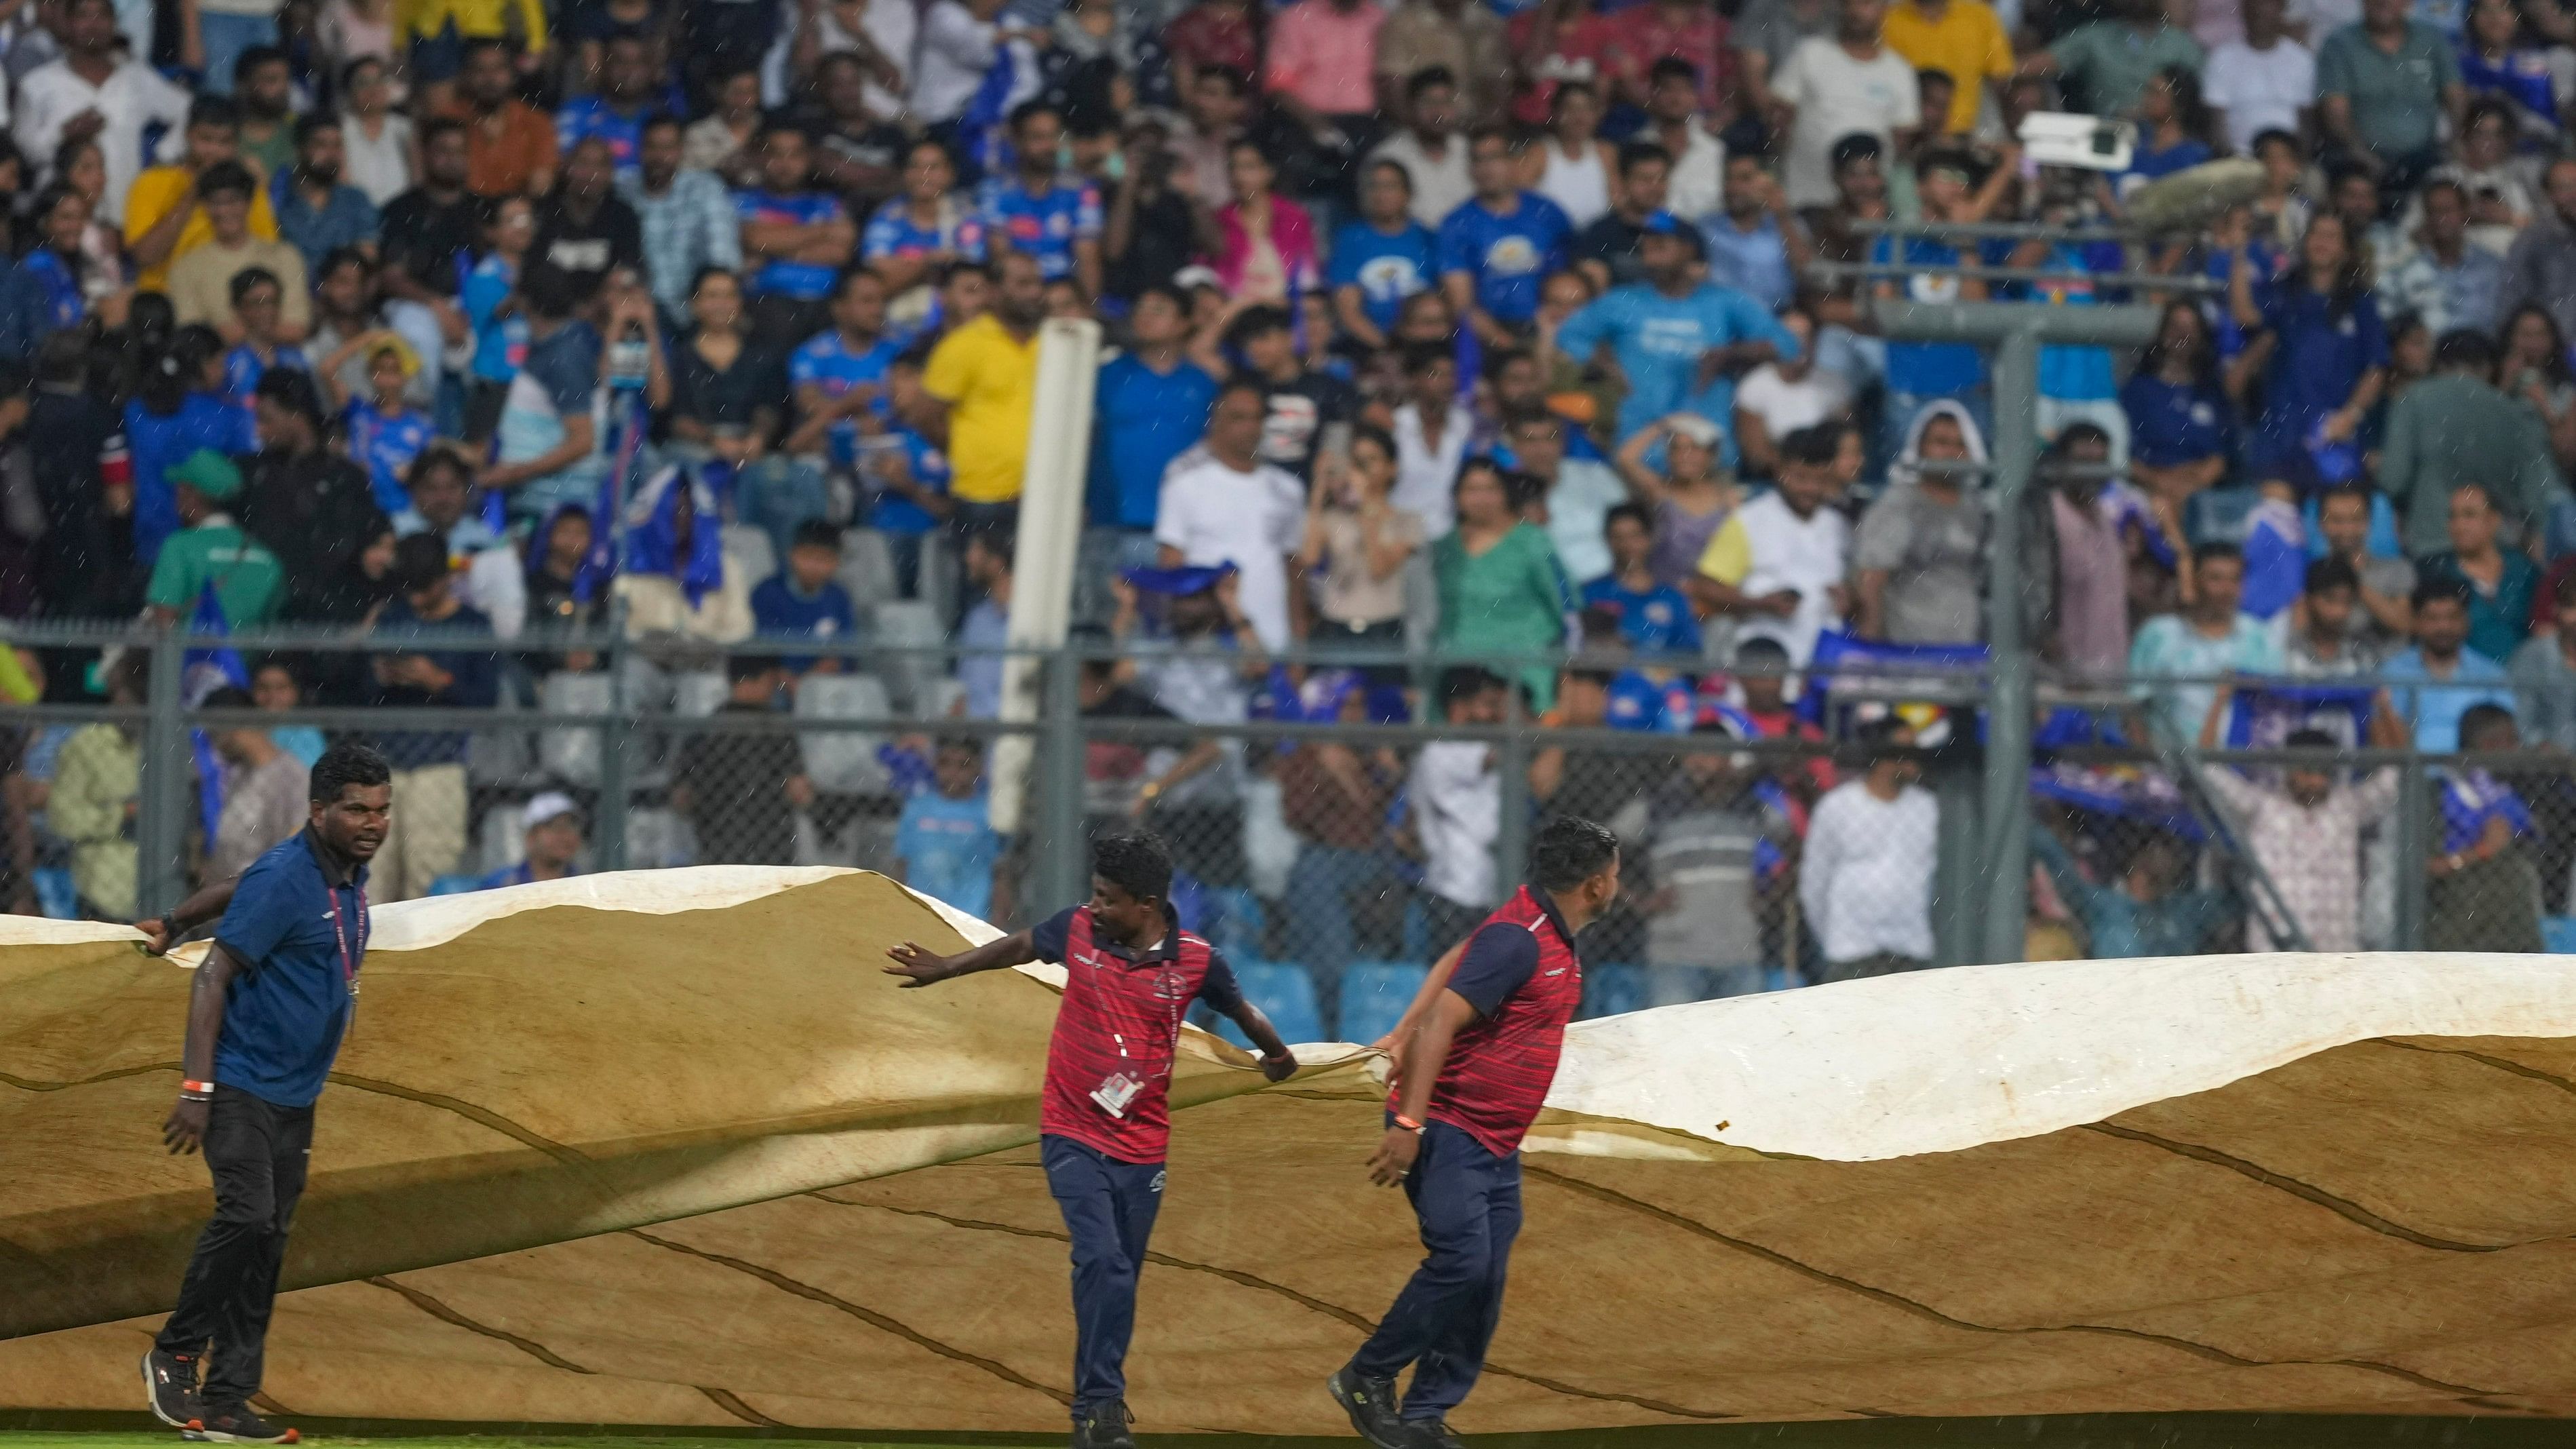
[
  {"x1": 2395, "y1": 756, "x2": 2429, "y2": 949},
  {"x1": 137, "y1": 640, "x2": 188, "y2": 918},
  {"x1": 1978, "y1": 328, "x2": 2041, "y2": 964},
  {"x1": 1038, "y1": 648, "x2": 1088, "y2": 914},
  {"x1": 1933, "y1": 757, "x2": 1981, "y2": 969},
  {"x1": 1496, "y1": 687, "x2": 1532, "y2": 894},
  {"x1": 593, "y1": 615, "x2": 631, "y2": 871}
]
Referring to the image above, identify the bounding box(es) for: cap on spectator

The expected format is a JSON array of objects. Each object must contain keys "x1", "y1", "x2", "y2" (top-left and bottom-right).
[
  {"x1": 522, "y1": 792, "x2": 580, "y2": 831},
  {"x1": 1172, "y1": 265, "x2": 1224, "y2": 293},
  {"x1": 1639, "y1": 210, "x2": 1687, "y2": 235},
  {"x1": 170, "y1": 449, "x2": 242, "y2": 501},
  {"x1": 1666, "y1": 413, "x2": 1723, "y2": 449},
  {"x1": 1123, "y1": 562, "x2": 1234, "y2": 596},
  {"x1": 366, "y1": 333, "x2": 423, "y2": 379}
]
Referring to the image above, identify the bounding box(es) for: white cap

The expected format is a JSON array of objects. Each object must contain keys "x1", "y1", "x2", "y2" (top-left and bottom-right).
[
  {"x1": 1172, "y1": 264, "x2": 1224, "y2": 292},
  {"x1": 1666, "y1": 413, "x2": 1724, "y2": 449},
  {"x1": 523, "y1": 792, "x2": 580, "y2": 831}
]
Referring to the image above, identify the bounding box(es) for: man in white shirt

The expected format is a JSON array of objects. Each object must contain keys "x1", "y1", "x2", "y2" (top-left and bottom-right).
[
  {"x1": 1690, "y1": 423, "x2": 1852, "y2": 663},
  {"x1": 1154, "y1": 380, "x2": 1309, "y2": 651},
  {"x1": 1409, "y1": 667, "x2": 1508, "y2": 948},
  {"x1": 910, "y1": 0, "x2": 1030, "y2": 128},
  {"x1": 1772, "y1": 0, "x2": 1921, "y2": 210},
  {"x1": 1389, "y1": 341, "x2": 1468, "y2": 537},
  {"x1": 1641, "y1": 56, "x2": 1725, "y2": 221},
  {"x1": 2204, "y1": 0, "x2": 2316, "y2": 155},
  {"x1": 1508, "y1": 407, "x2": 1635, "y2": 585},
  {"x1": 15, "y1": 0, "x2": 191, "y2": 223},
  {"x1": 1797, "y1": 718, "x2": 1940, "y2": 979},
  {"x1": 1733, "y1": 303, "x2": 1853, "y2": 477},
  {"x1": 1367, "y1": 64, "x2": 1472, "y2": 228},
  {"x1": 2194, "y1": 684, "x2": 2404, "y2": 952}
]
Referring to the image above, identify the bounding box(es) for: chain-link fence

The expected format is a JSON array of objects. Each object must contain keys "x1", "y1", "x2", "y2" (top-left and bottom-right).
[{"x1": 7, "y1": 627, "x2": 2575, "y2": 1030}]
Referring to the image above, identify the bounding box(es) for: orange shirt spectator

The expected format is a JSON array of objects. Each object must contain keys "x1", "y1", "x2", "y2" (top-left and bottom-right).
[{"x1": 438, "y1": 96, "x2": 560, "y2": 197}]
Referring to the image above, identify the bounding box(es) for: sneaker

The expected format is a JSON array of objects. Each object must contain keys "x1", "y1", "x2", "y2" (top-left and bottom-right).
[
  {"x1": 1069, "y1": 1399, "x2": 1135, "y2": 1449},
  {"x1": 140, "y1": 1349, "x2": 201, "y2": 1429},
  {"x1": 184, "y1": 1404, "x2": 298, "y2": 1444},
  {"x1": 1329, "y1": 1364, "x2": 1422, "y2": 1449},
  {"x1": 1413, "y1": 1418, "x2": 1467, "y2": 1449}
]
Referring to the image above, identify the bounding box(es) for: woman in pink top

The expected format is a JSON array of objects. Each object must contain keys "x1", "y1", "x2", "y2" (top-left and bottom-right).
[{"x1": 1210, "y1": 139, "x2": 1319, "y2": 305}]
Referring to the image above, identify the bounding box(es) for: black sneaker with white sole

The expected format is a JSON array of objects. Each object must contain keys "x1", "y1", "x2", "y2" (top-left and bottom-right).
[
  {"x1": 1328, "y1": 1364, "x2": 1423, "y2": 1449},
  {"x1": 141, "y1": 1348, "x2": 201, "y2": 1429},
  {"x1": 1068, "y1": 1398, "x2": 1135, "y2": 1449},
  {"x1": 183, "y1": 1404, "x2": 298, "y2": 1444}
]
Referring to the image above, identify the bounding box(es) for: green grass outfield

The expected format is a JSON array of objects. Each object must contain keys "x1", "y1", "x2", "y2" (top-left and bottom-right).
[{"x1": 6, "y1": 1418, "x2": 2576, "y2": 1449}]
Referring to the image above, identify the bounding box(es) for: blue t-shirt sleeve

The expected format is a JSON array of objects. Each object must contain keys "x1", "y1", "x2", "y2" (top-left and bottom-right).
[
  {"x1": 1194, "y1": 950, "x2": 1246, "y2": 1015},
  {"x1": 1446, "y1": 921, "x2": 1540, "y2": 1017},
  {"x1": 212, "y1": 853, "x2": 298, "y2": 967},
  {"x1": 1327, "y1": 225, "x2": 1365, "y2": 288},
  {"x1": 1437, "y1": 210, "x2": 1477, "y2": 277},
  {"x1": 1029, "y1": 905, "x2": 1080, "y2": 963},
  {"x1": 1554, "y1": 292, "x2": 1617, "y2": 364},
  {"x1": 893, "y1": 794, "x2": 927, "y2": 861}
]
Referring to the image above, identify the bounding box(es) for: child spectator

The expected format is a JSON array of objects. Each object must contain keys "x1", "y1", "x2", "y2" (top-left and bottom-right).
[
  {"x1": 1580, "y1": 503, "x2": 1702, "y2": 658},
  {"x1": 461, "y1": 193, "x2": 534, "y2": 444},
  {"x1": 338, "y1": 339, "x2": 434, "y2": 516},
  {"x1": 752, "y1": 520, "x2": 861, "y2": 676},
  {"x1": 894, "y1": 737, "x2": 1004, "y2": 921}
]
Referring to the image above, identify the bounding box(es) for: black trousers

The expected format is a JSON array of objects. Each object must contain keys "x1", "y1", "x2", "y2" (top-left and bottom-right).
[{"x1": 155, "y1": 1085, "x2": 315, "y2": 1406}]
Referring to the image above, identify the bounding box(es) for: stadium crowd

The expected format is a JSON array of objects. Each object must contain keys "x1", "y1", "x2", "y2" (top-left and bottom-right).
[{"x1": 5, "y1": 0, "x2": 2576, "y2": 1008}]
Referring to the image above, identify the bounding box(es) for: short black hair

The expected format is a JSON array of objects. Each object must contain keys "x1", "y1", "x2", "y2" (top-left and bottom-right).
[
  {"x1": 2054, "y1": 421, "x2": 2112, "y2": 454},
  {"x1": 2192, "y1": 539, "x2": 2244, "y2": 568},
  {"x1": 1009, "y1": 98, "x2": 1063, "y2": 133},
  {"x1": 1616, "y1": 140, "x2": 1671, "y2": 177},
  {"x1": 309, "y1": 741, "x2": 391, "y2": 804},
  {"x1": 1401, "y1": 339, "x2": 1452, "y2": 376},
  {"x1": 1647, "y1": 56, "x2": 1698, "y2": 87},
  {"x1": 1439, "y1": 665, "x2": 1504, "y2": 710},
  {"x1": 292, "y1": 111, "x2": 342, "y2": 149},
  {"x1": 962, "y1": 522, "x2": 1015, "y2": 569},
  {"x1": 1779, "y1": 423, "x2": 1841, "y2": 467},
  {"x1": 1736, "y1": 634, "x2": 1790, "y2": 664},
  {"x1": 234, "y1": 43, "x2": 289, "y2": 79},
  {"x1": 2250, "y1": 127, "x2": 2300, "y2": 156},
  {"x1": 2303, "y1": 555, "x2": 2358, "y2": 595},
  {"x1": 1091, "y1": 828, "x2": 1173, "y2": 903},
  {"x1": 1225, "y1": 303, "x2": 1293, "y2": 349},
  {"x1": 792, "y1": 518, "x2": 843, "y2": 552},
  {"x1": 197, "y1": 160, "x2": 256, "y2": 200},
  {"x1": 2414, "y1": 577, "x2": 2474, "y2": 612},
  {"x1": 520, "y1": 259, "x2": 582, "y2": 320},
  {"x1": 2284, "y1": 727, "x2": 2338, "y2": 750},
  {"x1": 642, "y1": 111, "x2": 685, "y2": 138},
  {"x1": 1405, "y1": 66, "x2": 1456, "y2": 102},
  {"x1": 228, "y1": 266, "x2": 282, "y2": 306},
  {"x1": 185, "y1": 94, "x2": 241, "y2": 132},
  {"x1": 253, "y1": 365, "x2": 326, "y2": 425},
  {"x1": 1830, "y1": 132, "x2": 1884, "y2": 170},
  {"x1": 1603, "y1": 501, "x2": 1652, "y2": 537},
  {"x1": 393, "y1": 533, "x2": 450, "y2": 593},
  {"x1": 1530, "y1": 815, "x2": 1620, "y2": 893},
  {"x1": 201, "y1": 685, "x2": 254, "y2": 712},
  {"x1": 2436, "y1": 328, "x2": 2497, "y2": 372},
  {"x1": 2459, "y1": 701, "x2": 2518, "y2": 748},
  {"x1": 726, "y1": 653, "x2": 785, "y2": 684}
]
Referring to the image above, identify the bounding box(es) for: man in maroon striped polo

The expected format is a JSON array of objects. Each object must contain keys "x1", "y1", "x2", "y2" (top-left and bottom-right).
[
  {"x1": 886, "y1": 830, "x2": 1299, "y2": 1449},
  {"x1": 1329, "y1": 816, "x2": 1624, "y2": 1449}
]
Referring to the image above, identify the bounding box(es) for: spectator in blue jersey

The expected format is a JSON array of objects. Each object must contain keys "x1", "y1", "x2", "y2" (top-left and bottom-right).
[
  {"x1": 2427, "y1": 701, "x2": 2544, "y2": 955},
  {"x1": 752, "y1": 518, "x2": 861, "y2": 675},
  {"x1": 1580, "y1": 503, "x2": 1702, "y2": 658},
  {"x1": 461, "y1": 195, "x2": 534, "y2": 446},
  {"x1": 220, "y1": 269, "x2": 309, "y2": 427},
  {"x1": 2121, "y1": 299, "x2": 2235, "y2": 505},
  {"x1": 981, "y1": 100, "x2": 1105, "y2": 298},
  {"x1": 338, "y1": 341, "x2": 434, "y2": 517},
  {"x1": 555, "y1": 35, "x2": 659, "y2": 182},
  {"x1": 475, "y1": 792, "x2": 585, "y2": 889},
  {"x1": 867, "y1": 347, "x2": 955, "y2": 596},
  {"x1": 783, "y1": 266, "x2": 899, "y2": 480},
  {"x1": 2004, "y1": 186, "x2": 2128, "y2": 461},
  {"x1": 0, "y1": 184, "x2": 103, "y2": 362},
  {"x1": 1329, "y1": 159, "x2": 1439, "y2": 352},
  {"x1": 480, "y1": 260, "x2": 606, "y2": 526},
  {"x1": 127, "y1": 325, "x2": 257, "y2": 564},
  {"x1": 2223, "y1": 209, "x2": 2387, "y2": 486},
  {"x1": 272, "y1": 115, "x2": 382, "y2": 275},
  {"x1": 2118, "y1": 68, "x2": 2212, "y2": 195},
  {"x1": 1871, "y1": 149, "x2": 2010, "y2": 457},
  {"x1": 1699, "y1": 153, "x2": 1810, "y2": 314},
  {"x1": 1550, "y1": 214, "x2": 1797, "y2": 459},
  {"x1": 863, "y1": 138, "x2": 989, "y2": 301},
  {"x1": 1439, "y1": 127, "x2": 1575, "y2": 348},
  {"x1": 1088, "y1": 284, "x2": 1216, "y2": 596},
  {"x1": 893, "y1": 737, "x2": 1004, "y2": 921},
  {"x1": 2460, "y1": 0, "x2": 2562, "y2": 149},
  {"x1": 737, "y1": 125, "x2": 859, "y2": 353}
]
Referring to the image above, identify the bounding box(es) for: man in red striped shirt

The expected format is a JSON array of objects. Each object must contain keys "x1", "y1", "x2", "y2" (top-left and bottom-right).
[
  {"x1": 885, "y1": 830, "x2": 1298, "y2": 1449},
  {"x1": 1329, "y1": 816, "x2": 1623, "y2": 1449}
]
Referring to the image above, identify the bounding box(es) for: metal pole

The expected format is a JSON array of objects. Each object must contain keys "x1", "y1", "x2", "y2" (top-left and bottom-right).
[
  {"x1": 1979, "y1": 328, "x2": 2040, "y2": 965},
  {"x1": 593, "y1": 603, "x2": 630, "y2": 871},
  {"x1": 1038, "y1": 649, "x2": 1088, "y2": 913},
  {"x1": 2396, "y1": 758, "x2": 2429, "y2": 948},
  {"x1": 1496, "y1": 706, "x2": 1533, "y2": 895},
  {"x1": 138, "y1": 640, "x2": 187, "y2": 918},
  {"x1": 1933, "y1": 758, "x2": 1980, "y2": 968}
]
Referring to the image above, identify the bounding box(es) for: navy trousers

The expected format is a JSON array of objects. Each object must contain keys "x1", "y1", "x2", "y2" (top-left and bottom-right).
[
  {"x1": 1042, "y1": 1134, "x2": 1167, "y2": 1418},
  {"x1": 1351, "y1": 1120, "x2": 1523, "y2": 1420}
]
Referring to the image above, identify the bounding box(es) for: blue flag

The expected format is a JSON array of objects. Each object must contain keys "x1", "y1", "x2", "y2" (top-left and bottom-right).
[
  {"x1": 183, "y1": 582, "x2": 250, "y2": 844},
  {"x1": 1800, "y1": 630, "x2": 1989, "y2": 727},
  {"x1": 2223, "y1": 682, "x2": 2375, "y2": 750}
]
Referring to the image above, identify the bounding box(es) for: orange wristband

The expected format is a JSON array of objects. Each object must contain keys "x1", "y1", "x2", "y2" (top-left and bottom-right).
[{"x1": 1393, "y1": 1114, "x2": 1424, "y2": 1133}]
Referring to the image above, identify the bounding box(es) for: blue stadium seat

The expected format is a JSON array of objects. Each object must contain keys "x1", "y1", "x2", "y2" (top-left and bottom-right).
[
  {"x1": 1582, "y1": 964, "x2": 1647, "y2": 1020},
  {"x1": 1340, "y1": 963, "x2": 1427, "y2": 1046},
  {"x1": 2545, "y1": 917, "x2": 2576, "y2": 957},
  {"x1": 32, "y1": 866, "x2": 76, "y2": 919},
  {"x1": 427, "y1": 873, "x2": 484, "y2": 897},
  {"x1": 1211, "y1": 961, "x2": 1325, "y2": 1048}
]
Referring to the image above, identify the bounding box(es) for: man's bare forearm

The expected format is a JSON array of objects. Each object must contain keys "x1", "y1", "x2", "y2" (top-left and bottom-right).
[
  {"x1": 1391, "y1": 998, "x2": 1465, "y2": 1121},
  {"x1": 180, "y1": 946, "x2": 241, "y2": 1083}
]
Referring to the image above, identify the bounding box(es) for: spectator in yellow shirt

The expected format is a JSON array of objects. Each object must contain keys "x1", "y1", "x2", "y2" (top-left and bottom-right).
[
  {"x1": 125, "y1": 96, "x2": 283, "y2": 290},
  {"x1": 920, "y1": 251, "x2": 1046, "y2": 524},
  {"x1": 1882, "y1": 0, "x2": 2014, "y2": 134}
]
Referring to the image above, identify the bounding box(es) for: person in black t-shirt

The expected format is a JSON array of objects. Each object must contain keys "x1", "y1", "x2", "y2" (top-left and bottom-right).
[
  {"x1": 1104, "y1": 121, "x2": 1207, "y2": 302},
  {"x1": 376, "y1": 120, "x2": 481, "y2": 361},
  {"x1": 1571, "y1": 141, "x2": 1673, "y2": 294},
  {"x1": 671, "y1": 654, "x2": 811, "y2": 866},
  {"x1": 1225, "y1": 303, "x2": 1355, "y2": 486},
  {"x1": 532, "y1": 138, "x2": 645, "y2": 300}
]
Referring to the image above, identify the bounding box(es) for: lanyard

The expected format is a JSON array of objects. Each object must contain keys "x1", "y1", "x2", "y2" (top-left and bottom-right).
[{"x1": 325, "y1": 880, "x2": 369, "y2": 997}]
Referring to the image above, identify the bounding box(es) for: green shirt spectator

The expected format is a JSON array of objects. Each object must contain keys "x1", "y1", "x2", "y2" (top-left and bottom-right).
[
  {"x1": 2316, "y1": 12, "x2": 2461, "y2": 164},
  {"x1": 146, "y1": 449, "x2": 285, "y2": 627},
  {"x1": 1432, "y1": 460, "x2": 1574, "y2": 710},
  {"x1": 2042, "y1": 16, "x2": 2204, "y2": 117}
]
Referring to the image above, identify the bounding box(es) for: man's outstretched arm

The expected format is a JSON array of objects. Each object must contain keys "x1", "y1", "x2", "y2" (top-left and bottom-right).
[
  {"x1": 134, "y1": 876, "x2": 243, "y2": 954},
  {"x1": 884, "y1": 929, "x2": 1040, "y2": 987},
  {"x1": 1222, "y1": 998, "x2": 1300, "y2": 1083}
]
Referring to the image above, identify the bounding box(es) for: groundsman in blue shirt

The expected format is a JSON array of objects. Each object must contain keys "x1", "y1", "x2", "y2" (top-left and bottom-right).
[{"x1": 135, "y1": 742, "x2": 395, "y2": 1446}]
